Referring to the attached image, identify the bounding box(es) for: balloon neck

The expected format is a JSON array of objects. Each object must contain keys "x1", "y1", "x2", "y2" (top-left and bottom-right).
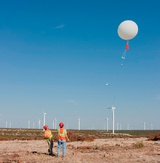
[{"x1": 125, "y1": 41, "x2": 129, "y2": 50}]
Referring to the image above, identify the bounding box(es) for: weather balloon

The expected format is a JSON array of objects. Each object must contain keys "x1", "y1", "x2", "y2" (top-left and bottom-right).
[
  {"x1": 118, "y1": 20, "x2": 138, "y2": 41},
  {"x1": 117, "y1": 20, "x2": 138, "y2": 60}
]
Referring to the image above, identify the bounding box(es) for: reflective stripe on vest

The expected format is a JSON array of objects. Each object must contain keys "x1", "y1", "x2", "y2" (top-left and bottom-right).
[{"x1": 58, "y1": 128, "x2": 66, "y2": 140}]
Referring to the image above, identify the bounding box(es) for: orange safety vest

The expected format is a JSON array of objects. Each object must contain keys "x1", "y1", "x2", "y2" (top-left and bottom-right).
[
  {"x1": 44, "y1": 129, "x2": 53, "y2": 139},
  {"x1": 58, "y1": 128, "x2": 66, "y2": 140}
]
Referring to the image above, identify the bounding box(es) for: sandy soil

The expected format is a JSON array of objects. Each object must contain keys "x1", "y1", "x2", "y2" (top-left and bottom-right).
[{"x1": 0, "y1": 138, "x2": 160, "y2": 163}]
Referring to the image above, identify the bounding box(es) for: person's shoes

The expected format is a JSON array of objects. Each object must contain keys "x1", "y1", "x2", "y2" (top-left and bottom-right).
[
  {"x1": 48, "y1": 149, "x2": 51, "y2": 153},
  {"x1": 49, "y1": 153, "x2": 53, "y2": 156}
]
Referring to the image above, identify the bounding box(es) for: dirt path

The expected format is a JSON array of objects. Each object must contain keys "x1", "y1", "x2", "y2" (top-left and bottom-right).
[{"x1": 0, "y1": 138, "x2": 160, "y2": 163}]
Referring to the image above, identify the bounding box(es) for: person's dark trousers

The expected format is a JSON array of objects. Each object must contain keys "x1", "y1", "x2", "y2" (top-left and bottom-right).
[{"x1": 48, "y1": 139, "x2": 53, "y2": 155}]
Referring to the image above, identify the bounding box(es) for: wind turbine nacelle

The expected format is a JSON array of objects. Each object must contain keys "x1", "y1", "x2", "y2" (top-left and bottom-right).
[{"x1": 108, "y1": 106, "x2": 116, "y2": 110}]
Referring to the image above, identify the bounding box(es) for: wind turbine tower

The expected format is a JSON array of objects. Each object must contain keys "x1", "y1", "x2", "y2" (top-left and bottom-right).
[
  {"x1": 117, "y1": 122, "x2": 119, "y2": 130},
  {"x1": 38, "y1": 119, "x2": 41, "y2": 129},
  {"x1": 106, "y1": 117, "x2": 109, "y2": 131},
  {"x1": 52, "y1": 120, "x2": 54, "y2": 129},
  {"x1": 108, "y1": 106, "x2": 116, "y2": 134},
  {"x1": 78, "y1": 117, "x2": 80, "y2": 130},
  {"x1": 112, "y1": 106, "x2": 115, "y2": 134},
  {"x1": 143, "y1": 122, "x2": 146, "y2": 130},
  {"x1": 43, "y1": 112, "x2": 46, "y2": 126},
  {"x1": 28, "y1": 121, "x2": 30, "y2": 129}
]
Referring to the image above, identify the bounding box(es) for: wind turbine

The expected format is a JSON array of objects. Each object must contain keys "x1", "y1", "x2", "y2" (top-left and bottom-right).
[
  {"x1": 38, "y1": 119, "x2": 41, "y2": 129},
  {"x1": 43, "y1": 111, "x2": 46, "y2": 126},
  {"x1": 105, "y1": 83, "x2": 109, "y2": 132},
  {"x1": 108, "y1": 106, "x2": 116, "y2": 134},
  {"x1": 52, "y1": 120, "x2": 54, "y2": 129},
  {"x1": 108, "y1": 96, "x2": 116, "y2": 134},
  {"x1": 117, "y1": 122, "x2": 119, "y2": 130},
  {"x1": 78, "y1": 117, "x2": 80, "y2": 130},
  {"x1": 28, "y1": 121, "x2": 30, "y2": 129},
  {"x1": 106, "y1": 117, "x2": 109, "y2": 131},
  {"x1": 143, "y1": 122, "x2": 146, "y2": 130}
]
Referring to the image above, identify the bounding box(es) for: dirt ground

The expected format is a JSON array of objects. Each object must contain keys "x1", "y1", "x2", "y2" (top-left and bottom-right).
[{"x1": 0, "y1": 138, "x2": 160, "y2": 163}]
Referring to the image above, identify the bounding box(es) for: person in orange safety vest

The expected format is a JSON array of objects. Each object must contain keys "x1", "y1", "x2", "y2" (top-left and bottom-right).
[
  {"x1": 57, "y1": 122, "x2": 69, "y2": 157},
  {"x1": 43, "y1": 125, "x2": 54, "y2": 155}
]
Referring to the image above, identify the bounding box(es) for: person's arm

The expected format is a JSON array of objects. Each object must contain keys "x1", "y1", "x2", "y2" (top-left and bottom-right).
[
  {"x1": 66, "y1": 134, "x2": 70, "y2": 141},
  {"x1": 65, "y1": 130, "x2": 70, "y2": 141}
]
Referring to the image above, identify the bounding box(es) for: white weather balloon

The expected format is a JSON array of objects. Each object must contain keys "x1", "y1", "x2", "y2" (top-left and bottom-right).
[{"x1": 118, "y1": 20, "x2": 138, "y2": 40}]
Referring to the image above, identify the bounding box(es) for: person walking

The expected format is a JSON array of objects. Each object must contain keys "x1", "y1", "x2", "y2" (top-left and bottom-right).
[
  {"x1": 57, "y1": 122, "x2": 69, "y2": 157},
  {"x1": 43, "y1": 125, "x2": 54, "y2": 155}
]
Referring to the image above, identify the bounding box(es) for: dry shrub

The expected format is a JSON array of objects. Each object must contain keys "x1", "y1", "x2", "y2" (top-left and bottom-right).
[
  {"x1": 67, "y1": 132, "x2": 78, "y2": 141},
  {"x1": 67, "y1": 132, "x2": 95, "y2": 142},
  {"x1": 148, "y1": 134, "x2": 155, "y2": 140},
  {"x1": 133, "y1": 141, "x2": 144, "y2": 148},
  {"x1": 156, "y1": 133, "x2": 160, "y2": 139},
  {"x1": 92, "y1": 144, "x2": 100, "y2": 150},
  {"x1": 148, "y1": 133, "x2": 160, "y2": 141},
  {"x1": 79, "y1": 134, "x2": 95, "y2": 142},
  {"x1": 77, "y1": 146, "x2": 91, "y2": 150}
]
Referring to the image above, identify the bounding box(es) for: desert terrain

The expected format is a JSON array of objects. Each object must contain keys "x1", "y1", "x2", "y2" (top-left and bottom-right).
[
  {"x1": 1, "y1": 137, "x2": 160, "y2": 163},
  {"x1": 0, "y1": 129, "x2": 160, "y2": 163}
]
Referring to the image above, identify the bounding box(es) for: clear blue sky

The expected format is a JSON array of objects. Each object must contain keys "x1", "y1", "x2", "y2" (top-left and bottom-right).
[{"x1": 0, "y1": 0, "x2": 159, "y2": 130}]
